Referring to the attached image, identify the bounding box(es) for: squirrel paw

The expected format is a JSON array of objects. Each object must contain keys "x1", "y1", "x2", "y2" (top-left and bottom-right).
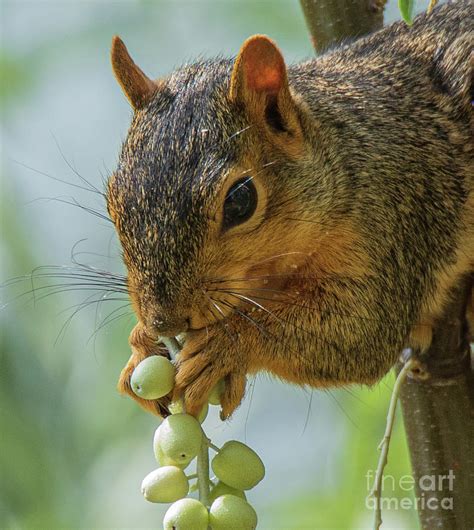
[
  {"x1": 117, "y1": 322, "x2": 171, "y2": 417},
  {"x1": 173, "y1": 331, "x2": 247, "y2": 419}
]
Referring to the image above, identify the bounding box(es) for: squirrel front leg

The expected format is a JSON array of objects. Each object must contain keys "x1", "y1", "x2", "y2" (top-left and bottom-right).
[
  {"x1": 118, "y1": 321, "x2": 172, "y2": 416},
  {"x1": 174, "y1": 283, "x2": 401, "y2": 419},
  {"x1": 173, "y1": 299, "x2": 322, "y2": 419}
]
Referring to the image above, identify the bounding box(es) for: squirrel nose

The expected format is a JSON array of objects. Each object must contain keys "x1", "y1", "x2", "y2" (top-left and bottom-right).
[{"x1": 151, "y1": 316, "x2": 189, "y2": 337}]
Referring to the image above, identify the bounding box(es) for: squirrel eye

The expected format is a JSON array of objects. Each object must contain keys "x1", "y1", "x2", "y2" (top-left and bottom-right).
[{"x1": 222, "y1": 177, "x2": 258, "y2": 230}]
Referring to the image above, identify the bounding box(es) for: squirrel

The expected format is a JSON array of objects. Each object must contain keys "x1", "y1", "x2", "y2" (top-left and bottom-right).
[{"x1": 107, "y1": 0, "x2": 473, "y2": 420}]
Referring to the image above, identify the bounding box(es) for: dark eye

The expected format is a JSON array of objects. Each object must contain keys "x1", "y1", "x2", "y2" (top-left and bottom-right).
[{"x1": 223, "y1": 177, "x2": 258, "y2": 230}]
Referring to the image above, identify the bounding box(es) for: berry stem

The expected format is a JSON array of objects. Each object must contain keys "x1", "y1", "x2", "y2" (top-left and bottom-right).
[
  {"x1": 160, "y1": 336, "x2": 181, "y2": 360},
  {"x1": 207, "y1": 440, "x2": 221, "y2": 453},
  {"x1": 186, "y1": 473, "x2": 198, "y2": 480},
  {"x1": 161, "y1": 336, "x2": 187, "y2": 413},
  {"x1": 196, "y1": 439, "x2": 211, "y2": 507}
]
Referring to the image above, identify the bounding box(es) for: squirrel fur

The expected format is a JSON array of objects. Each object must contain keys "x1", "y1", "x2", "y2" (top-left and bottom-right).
[{"x1": 107, "y1": 1, "x2": 473, "y2": 418}]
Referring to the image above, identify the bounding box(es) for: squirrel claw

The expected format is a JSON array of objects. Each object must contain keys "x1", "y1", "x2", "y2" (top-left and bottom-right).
[
  {"x1": 219, "y1": 371, "x2": 247, "y2": 420},
  {"x1": 173, "y1": 328, "x2": 249, "y2": 419},
  {"x1": 174, "y1": 355, "x2": 247, "y2": 419},
  {"x1": 173, "y1": 359, "x2": 218, "y2": 417}
]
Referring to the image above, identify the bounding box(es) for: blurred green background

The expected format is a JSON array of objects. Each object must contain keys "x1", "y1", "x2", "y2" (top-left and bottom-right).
[{"x1": 1, "y1": 1, "x2": 433, "y2": 528}]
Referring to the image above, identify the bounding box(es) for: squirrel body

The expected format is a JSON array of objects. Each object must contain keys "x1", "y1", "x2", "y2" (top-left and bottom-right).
[{"x1": 108, "y1": 1, "x2": 473, "y2": 418}]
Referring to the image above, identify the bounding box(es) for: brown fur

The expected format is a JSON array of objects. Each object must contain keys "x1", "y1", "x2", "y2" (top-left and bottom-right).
[{"x1": 108, "y1": 1, "x2": 473, "y2": 418}]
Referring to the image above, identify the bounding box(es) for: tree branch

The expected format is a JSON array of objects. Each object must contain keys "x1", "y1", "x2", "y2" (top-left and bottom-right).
[
  {"x1": 299, "y1": 0, "x2": 384, "y2": 53},
  {"x1": 399, "y1": 276, "x2": 474, "y2": 529}
]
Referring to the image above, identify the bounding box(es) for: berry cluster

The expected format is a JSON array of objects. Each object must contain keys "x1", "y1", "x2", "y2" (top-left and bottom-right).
[{"x1": 131, "y1": 353, "x2": 264, "y2": 529}]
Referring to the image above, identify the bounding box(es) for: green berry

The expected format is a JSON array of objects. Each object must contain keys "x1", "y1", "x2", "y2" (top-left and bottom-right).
[
  {"x1": 153, "y1": 434, "x2": 190, "y2": 469},
  {"x1": 130, "y1": 356, "x2": 175, "y2": 400},
  {"x1": 208, "y1": 380, "x2": 225, "y2": 405},
  {"x1": 197, "y1": 402, "x2": 209, "y2": 423},
  {"x1": 209, "y1": 494, "x2": 257, "y2": 530},
  {"x1": 211, "y1": 441, "x2": 265, "y2": 490},
  {"x1": 141, "y1": 466, "x2": 188, "y2": 503},
  {"x1": 163, "y1": 498, "x2": 209, "y2": 530},
  {"x1": 209, "y1": 481, "x2": 246, "y2": 503},
  {"x1": 155, "y1": 414, "x2": 203, "y2": 466}
]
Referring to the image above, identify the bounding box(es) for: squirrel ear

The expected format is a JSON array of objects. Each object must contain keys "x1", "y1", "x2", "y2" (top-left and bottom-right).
[
  {"x1": 229, "y1": 35, "x2": 301, "y2": 143},
  {"x1": 111, "y1": 36, "x2": 157, "y2": 110},
  {"x1": 230, "y1": 35, "x2": 288, "y2": 99}
]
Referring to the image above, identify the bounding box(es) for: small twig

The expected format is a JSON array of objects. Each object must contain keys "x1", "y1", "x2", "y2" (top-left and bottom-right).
[
  {"x1": 427, "y1": 0, "x2": 438, "y2": 14},
  {"x1": 368, "y1": 358, "x2": 416, "y2": 530}
]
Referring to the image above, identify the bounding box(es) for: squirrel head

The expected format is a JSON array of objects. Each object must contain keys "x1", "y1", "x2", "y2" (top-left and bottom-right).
[{"x1": 107, "y1": 35, "x2": 349, "y2": 339}]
